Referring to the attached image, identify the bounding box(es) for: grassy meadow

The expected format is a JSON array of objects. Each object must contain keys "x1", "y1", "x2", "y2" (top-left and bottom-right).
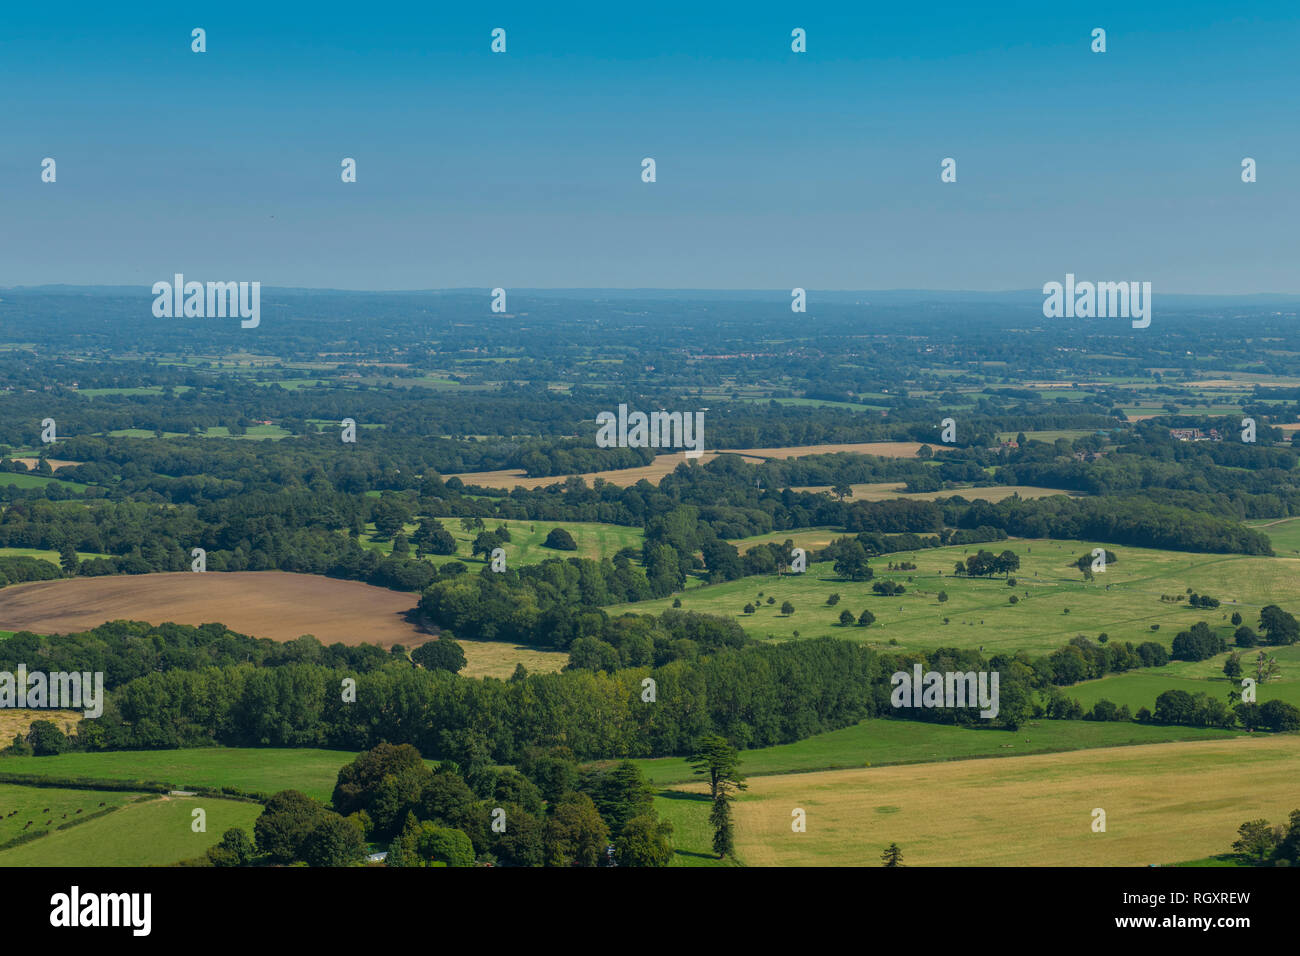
[
  {"x1": 610, "y1": 537, "x2": 1300, "y2": 657},
  {"x1": 0, "y1": 748, "x2": 365, "y2": 803},
  {"x1": 0, "y1": 794, "x2": 262, "y2": 866}
]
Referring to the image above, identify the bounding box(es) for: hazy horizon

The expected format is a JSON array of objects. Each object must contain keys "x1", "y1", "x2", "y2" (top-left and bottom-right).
[{"x1": 1, "y1": 1, "x2": 1296, "y2": 292}]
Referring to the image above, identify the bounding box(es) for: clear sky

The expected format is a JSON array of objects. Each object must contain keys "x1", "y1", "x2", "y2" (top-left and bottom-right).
[{"x1": 0, "y1": 1, "x2": 1296, "y2": 292}]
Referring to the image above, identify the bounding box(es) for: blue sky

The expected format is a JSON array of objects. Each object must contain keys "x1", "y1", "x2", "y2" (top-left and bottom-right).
[{"x1": 0, "y1": 1, "x2": 1296, "y2": 292}]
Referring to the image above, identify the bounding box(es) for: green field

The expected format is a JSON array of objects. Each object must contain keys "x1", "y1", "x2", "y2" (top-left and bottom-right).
[
  {"x1": 0, "y1": 793, "x2": 261, "y2": 866},
  {"x1": 0, "y1": 783, "x2": 140, "y2": 846},
  {"x1": 77, "y1": 385, "x2": 193, "y2": 397},
  {"x1": 1248, "y1": 516, "x2": 1300, "y2": 555},
  {"x1": 106, "y1": 424, "x2": 291, "y2": 440},
  {"x1": 610, "y1": 537, "x2": 1300, "y2": 657},
  {"x1": 0, "y1": 472, "x2": 88, "y2": 491},
  {"x1": 628, "y1": 717, "x2": 1239, "y2": 786},
  {"x1": 0, "y1": 547, "x2": 110, "y2": 564},
  {"x1": 364, "y1": 518, "x2": 643, "y2": 568},
  {"x1": 1068, "y1": 644, "x2": 1300, "y2": 711},
  {"x1": 653, "y1": 792, "x2": 736, "y2": 866},
  {"x1": 0, "y1": 748, "x2": 366, "y2": 803}
]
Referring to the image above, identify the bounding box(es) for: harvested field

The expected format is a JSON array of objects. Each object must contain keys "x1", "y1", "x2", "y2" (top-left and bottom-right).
[
  {"x1": 456, "y1": 639, "x2": 568, "y2": 680},
  {"x1": 11, "y1": 458, "x2": 81, "y2": 471},
  {"x1": 708, "y1": 736, "x2": 1300, "y2": 867},
  {"x1": 453, "y1": 443, "x2": 942, "y2": 489},
  {"x1": 0, "y1": 710, "x2": 82, "y2": 739},
  {"x1": 0, "y1": 571, "x2": 426, "y2": 649},
  {"x1": 453, "y1": 452, "x2": 759, "y2": 489}
]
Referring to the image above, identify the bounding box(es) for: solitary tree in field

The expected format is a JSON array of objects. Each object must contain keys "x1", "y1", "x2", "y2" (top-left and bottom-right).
[
  {"x1": 412, "y1": 636, "x2": 467, "y2": 674},
  {"x1": 689, "y1": 735, "x2": 747, "y2": 801},
  {"x1": 781, "y1": 601, "x2": 795, "y2": 616},
  {"x1": 1223, "y1": 653, "x2": 1243, "y2": 680},
  {"x1": 1255, "y1": 651, "x2": 1281, "y2": 684},
  {"x1": 831, "y1": 482, "x2": 852, "y2": 501},
  {"x1": 689, "y1": 735, "x2": 746, "y2": 859},
  {"x1": 709, "y1": 792, "x2": 735, "y2": 859},
  {"x1": 881, "y1": 843, "x2": 904, "y2": 867}
]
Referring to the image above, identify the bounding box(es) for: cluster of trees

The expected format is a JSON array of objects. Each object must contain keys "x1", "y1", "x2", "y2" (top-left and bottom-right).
[
  {"x1": 1170, "y1": 622, "x2": 1229, "y2": 661},
  {"x1": 419, "y1": 557, "x2": 748, "y2": 653},
  {"x1": 332, "y1": 742, "x2": 672, "y2": 867},
  {"x1": 0, "y1": 621, "x2": 393, "y2": 690},
  {"x1": 1042, "y1": 695, "x2": 1132, "y2": 722},
  {"x1": 0, "y1": 555, "x2": 63, "y2": 588},
  {"x1": 942, "y1": 495, "x2": 1272, "y2": 556},
  {"x1": 1152, "y1": 690, "x2": 1300, "y2": 732},
  {"x1": 543, "y1": 527, "x2": 577, "y2": 550},
  {"x1": 202, "y1": 740, "x2": 704, "y2": 867},
  {"x1": 1039, "y1": 635, "x2": 1169, "y2": 685},
  {"x1": 1230, "y1": 810, "x2": 1300, "y2": 866},
  {"x1": 58, "y1": 635, "x2": 880, "y2": 758},
  {"x1": 953, "y1": 549, "x2": 1020, "y2": 577}
]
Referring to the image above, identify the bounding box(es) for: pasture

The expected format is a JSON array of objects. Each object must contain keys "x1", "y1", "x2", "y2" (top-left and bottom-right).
[
  {"x1": 364, "y1": 518, "x2": 643, "y2": 567},
  {"x1": 1067, "y1": 644, "x2": 1300, "y2": 711},
  {"x1": 0, "y1": 793, "x2": 262, "y2": 866},
  {"x1": 0, "y1": 783, "x2": 138, "y2": 847},
  {"x1": 0, "y1": 747, "x2": 367, "y2": 803},
  {"x1": 609, "y1": 537, "x2": 1300, "y2": 657}
]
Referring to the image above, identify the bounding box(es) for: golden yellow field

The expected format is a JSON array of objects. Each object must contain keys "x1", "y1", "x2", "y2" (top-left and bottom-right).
[
  {"x1": 694, "y1": 736, "x2": 1300, "y2": 866},
  {"x1": 0, "y1": 710, "x2": 82, "y2": 742},
  {"x1": 453, "y1": 442, "x2": 946, "y2": 490},
  {"x1": 452, "y1": 452, "x2": 746, "y2": 489},
  {"x1": 10, "y1": 458, "x2": 80, "y2": 471},
  {"x1": 456, "y1": 639, "x2": 568, "y2": 679}
]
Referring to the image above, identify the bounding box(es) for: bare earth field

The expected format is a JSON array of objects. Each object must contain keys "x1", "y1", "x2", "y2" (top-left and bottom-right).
[
  {"x1": 454, "y1": 442, "x2": 944, "y2": 490},
  {"x1": 709, "y1": 736, "x2": 1300, "y2": 867},
  {"x1": 0, "y1": 571, "x2": 425, "y2": 648},
  {"x1": 0, "y1": 572, "x2": 558, "y2": 678}
]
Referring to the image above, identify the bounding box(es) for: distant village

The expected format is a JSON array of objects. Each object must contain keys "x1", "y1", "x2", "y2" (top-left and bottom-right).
[{"x1": 1168, "y1": 427, "x2": 1224, "y2": 442}]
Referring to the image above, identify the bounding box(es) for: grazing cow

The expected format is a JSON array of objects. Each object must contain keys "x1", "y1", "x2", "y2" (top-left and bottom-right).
[
  {"x1": 98, "y1": 802, "x2": 105, "y2": 807},
  {"x1": 76, "y1": 808, "x2": 83, "y2": 814},
  {"x1": 41, "y1": 808, "x2": 48, "y2": 813}
]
